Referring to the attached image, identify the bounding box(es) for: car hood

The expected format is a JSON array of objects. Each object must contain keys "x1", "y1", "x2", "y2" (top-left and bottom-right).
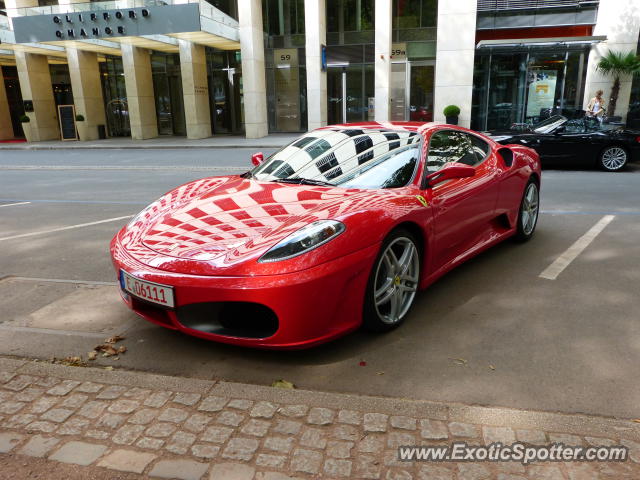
[{"x1": 119, "y1": 175, "x2": 400, "y2": 276}]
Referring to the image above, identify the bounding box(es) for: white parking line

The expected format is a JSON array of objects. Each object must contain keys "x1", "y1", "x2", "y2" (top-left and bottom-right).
[
  {"x1": 539, "y1": 215, "x2": 615, "y2": 280},
  {"x1": 0, "y1": 201, "x2": 31, "y2": 208},
  {"x1": 0, "y1": 215, "x2": 133, "y2": 242}
]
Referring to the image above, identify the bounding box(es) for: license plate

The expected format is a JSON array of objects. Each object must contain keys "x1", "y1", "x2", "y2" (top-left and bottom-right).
[{"x1": 120, "y1": 270, "x2": 175, "y2": 308}]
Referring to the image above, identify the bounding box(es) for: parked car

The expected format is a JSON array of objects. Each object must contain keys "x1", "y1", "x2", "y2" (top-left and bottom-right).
[
  {"x1": 486, "y1": 115, "x2": 640, "y2": 172},
  {"x1": 111, "y1": 122, "x2": 540, "y2": 349}
]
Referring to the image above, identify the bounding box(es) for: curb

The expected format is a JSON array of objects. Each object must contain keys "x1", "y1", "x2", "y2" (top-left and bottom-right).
[{"x1": 3, "y1": 355, "x2": 640, "y2": 442}]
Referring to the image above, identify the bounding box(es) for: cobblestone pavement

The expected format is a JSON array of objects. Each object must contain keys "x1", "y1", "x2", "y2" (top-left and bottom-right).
[{"x1": 1, "y1": 357, "x2": 639, "y2": 479}]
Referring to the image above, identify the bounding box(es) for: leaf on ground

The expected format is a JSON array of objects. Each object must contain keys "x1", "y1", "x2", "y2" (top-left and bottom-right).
[
  {"x1": 449, "y1": 357, "x2": 468, "y2": 366},
  {"x1": 95, "y1": 344, "x2": 118, "y2": 357},
  {"x1": 87, "y1": 351, "x2": 97, "y2": 361},
  {"x1": 489, "y1": 364, "x2": 496, "y2": 370},
  {"x1": 271, "y1": 379, "x2": 295, "y2": 389},
  {"x1": 117, "y1": 346, "x2": 127, "y2": 354},
  {"x1": 104, "y1": 335, "x2": 125, "y2": 344},
  {"x1": 56, "y1": 356, "x2": 87, "y2": 367},
  {"x1": 376, "y1": 371, "x2": 385, "y2": 376},
  {"x1": 359, "y1": 361, "x2": 367, "y2": 367},
  {"x1": 633, "y1": 419, "x2": 640, "y2": 424},
  {"x1": 103, "y1": 366, "x2": 114, "y2": 371}
]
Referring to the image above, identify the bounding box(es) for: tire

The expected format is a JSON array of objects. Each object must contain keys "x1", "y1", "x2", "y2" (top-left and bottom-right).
[
  {"x1": 513, "y1": 179, "x2": 539, "y2": 242},
  {"x1": 599, "y1": 145, "x2": 628, "y2": 172},
  {"x1": 362, "y1": 229, "x2": 421, "y2": 332}
]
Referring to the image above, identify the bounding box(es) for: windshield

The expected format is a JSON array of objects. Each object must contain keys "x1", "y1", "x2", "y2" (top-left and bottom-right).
[
  {"x1": 249, "y1": 128, "x2": 422, "y2": 190},
  {"x1": 533, "y1": 115, "x2": 567, "y2": 134}
]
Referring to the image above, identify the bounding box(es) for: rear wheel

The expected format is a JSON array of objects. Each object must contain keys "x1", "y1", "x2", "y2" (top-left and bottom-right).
[
  {"x1": 513, "y1": 179, "x2": 539, "y2": 242},
  {"x1": 599, "y1": 146, "x2": 628, "y2": 172},
  {"x1": 363, "y1": 230, "x2": 421, "y2": 332}
]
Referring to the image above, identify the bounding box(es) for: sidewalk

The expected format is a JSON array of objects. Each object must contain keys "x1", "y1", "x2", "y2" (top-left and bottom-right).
[
  {"x1": 0, "y1": 356, "x2": 638, "y2": 480},
  {"x1": 0, "y1": 134, "x2": 298, "y2": 151}
]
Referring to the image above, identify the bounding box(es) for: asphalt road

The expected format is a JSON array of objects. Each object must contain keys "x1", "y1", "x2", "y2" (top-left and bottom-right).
[{"x1": 1, "y1": 149, "x2": 640, "y2": 420}]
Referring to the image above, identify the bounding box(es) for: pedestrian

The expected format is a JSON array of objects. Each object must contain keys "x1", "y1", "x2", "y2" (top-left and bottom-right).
[{"x1": 586, "y1": 90, "x2": 606, "y2": 119}]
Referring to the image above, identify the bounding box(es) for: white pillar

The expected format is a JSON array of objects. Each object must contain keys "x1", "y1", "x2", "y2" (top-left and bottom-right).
[
  {"x1": 374, "y1": 0, "x2": 392, "y2": 122},
  {"x1": 238, "y1": 0, "x2": 268, "y2": 138},
  {"x1": 67, "y1": 49, "x2": 107, "y2": 141},
  {"x1": 121, "y1": 44, "x2": 158, "y2": 140},
  {"x1": 15, "y1": 51, "x2": 60, "y2": 141},
  {"x1": 433, "y1": 0, "x2": 477, "y2": 128},
  {"x1": 582, "y1": 0, "x2": 640, "y2": 121},
  {"x1": 305, "y1": 0, "x2": 327, "y2": 130},
  {"x1": 179, "y1": 40, "x2": 212, "y2": 139}
]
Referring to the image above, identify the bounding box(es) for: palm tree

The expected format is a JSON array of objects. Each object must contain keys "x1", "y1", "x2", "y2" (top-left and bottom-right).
[{"x1": 596, "y1": 50, "x2": 640, "y2": 117}]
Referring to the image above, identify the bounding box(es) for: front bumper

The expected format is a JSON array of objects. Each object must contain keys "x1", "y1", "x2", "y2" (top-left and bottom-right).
[{"x1": 110, "y1": 236, "x2": 379, "y2": 349}]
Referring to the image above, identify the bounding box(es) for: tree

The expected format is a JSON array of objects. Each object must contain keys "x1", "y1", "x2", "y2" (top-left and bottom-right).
[{"x1": 596, "y1": 50, "x2": 640, "y2": 117}]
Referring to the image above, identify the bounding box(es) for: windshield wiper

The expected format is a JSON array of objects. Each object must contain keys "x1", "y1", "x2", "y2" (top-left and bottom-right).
[{"x1": 272, "y1": 177, "x2": 335, "y2": 187}]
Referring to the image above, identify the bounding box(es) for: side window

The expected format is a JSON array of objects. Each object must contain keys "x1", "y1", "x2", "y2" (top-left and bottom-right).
[
  {"x1": 467, "y1": 134, "x2": 491, "y2": 166},
  {"x1": 426, "y1": 131, "x2": 474, "y2": 171}
]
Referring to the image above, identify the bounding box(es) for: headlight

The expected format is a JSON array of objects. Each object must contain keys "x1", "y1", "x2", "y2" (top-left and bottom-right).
[{"x1": 259, "y1": 220, "x2": 346, "y2": 263}]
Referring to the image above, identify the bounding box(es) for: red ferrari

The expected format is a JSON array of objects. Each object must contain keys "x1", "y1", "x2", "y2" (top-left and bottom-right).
[{"x1": 111, "y1": 122, "x2": 541, "y2": 349}]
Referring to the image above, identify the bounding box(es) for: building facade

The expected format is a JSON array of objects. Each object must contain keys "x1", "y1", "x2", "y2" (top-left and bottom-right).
[{"x1": 0, "y1": 0, "x2": 638, "y2": 142}]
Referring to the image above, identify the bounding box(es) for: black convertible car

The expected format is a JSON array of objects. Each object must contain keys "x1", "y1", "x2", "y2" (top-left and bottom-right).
[{"x1": 486, "y1": 115, "x2": 640, "y2": 172}]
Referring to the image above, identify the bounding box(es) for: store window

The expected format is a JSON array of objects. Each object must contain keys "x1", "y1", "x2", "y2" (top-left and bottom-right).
[
  {"x1": 99, "y1": 55, "x2": 130, "y2": 137},
  {"x1": 49, "y1": 64, "x2": 73, "y2": 107},
  {"x1": 2, "y1": 66, "x2": 24, "y2": 138},
  {"x1": 392, "y1": 0, "x2": 437, "y2": 41},
  {"x1": 627, "y1": 34, "x2": 640, "y2": 129},
  {"x1": 204, "y1": 0, "x2": 237, "y2": 19},
  {"x1": 151, "y1": 53, "x2": 186, "y2": 136},
  {"x1": 472, "y1": 47, "x2": 590, "y2": 131},
  {"x1": 263, "y1": 0, "x2": 307, "y2": 132},
  {"x1": 206, "y1": 49, "x2": 244, "y2": 134},
  {"x1": 326, "y1": 0, "x2": 374, "y2": 45}
]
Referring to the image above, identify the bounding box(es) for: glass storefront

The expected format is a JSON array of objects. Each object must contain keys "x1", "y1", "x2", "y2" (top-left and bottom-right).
[
  {"x1": 151, "y1": 53, "x2": 186, "y2": 136},
  {"x1": 206, "y1": 48, "x2": 244, "y2": 134},
  {"x1": 49, "y1": 64, "x2": 73, "y2": 107},
  {"x1": 263, "y1": 0, "x2": 307, "y2": 132},
  {"x1": 472, "y1": 46, "x2": 590, "y2": 131},
  {"x1": 1, "y1": 66, "x2": 24, "y2": 138},
  {"x1": 99, "y1": 56, "x2": 130, "y2": 137}
]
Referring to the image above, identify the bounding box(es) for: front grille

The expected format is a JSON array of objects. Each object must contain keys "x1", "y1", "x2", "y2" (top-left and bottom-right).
[
  {"x1": 176, "y1": 302, "x2": 279, "y2": 339},
  {"x1": 131, "y1": 298, "x2": 175, "y2": 328}
]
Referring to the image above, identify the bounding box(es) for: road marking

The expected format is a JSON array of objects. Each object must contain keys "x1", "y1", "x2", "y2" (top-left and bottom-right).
[
  {"x1": 0, "y1": 215, "x2": 133, "y2": 242},
  {"x1": 539, "y1": 215, "x2": 615, "y2": 281},
  {"x1": 3, "y1": 276, "x2": 117, "y2": 286},
  {"x1": 0, "y1": 325, "x2": 111, "y2": 339},
  {"x1": 0, "y1": 201, "x2": 31, "y2": 208}
]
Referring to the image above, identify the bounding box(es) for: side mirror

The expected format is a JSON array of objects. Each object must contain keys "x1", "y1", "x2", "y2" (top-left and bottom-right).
[
  {"x1": 425, "y1": 163, "x2": 475, "y2": 187},
  {"x1": 251, "y1": 152, "x2": 264, "y2": 166}
]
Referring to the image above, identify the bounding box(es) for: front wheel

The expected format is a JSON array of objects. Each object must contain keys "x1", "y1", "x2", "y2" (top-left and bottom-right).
[
  {"x1": 599, "y1": 146, "x2": 628, "y2": 172},
  {"x1": 362, "y1": 230, "x2": 421, "y2": 332},
  {"x1": 513, "y1": 180, "x2": 539, "y2": 242}
]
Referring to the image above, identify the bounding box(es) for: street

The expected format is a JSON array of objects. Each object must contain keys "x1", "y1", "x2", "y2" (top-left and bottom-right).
[{"x1": 1, "y1": 149, "x2": 640, "y2": 420}]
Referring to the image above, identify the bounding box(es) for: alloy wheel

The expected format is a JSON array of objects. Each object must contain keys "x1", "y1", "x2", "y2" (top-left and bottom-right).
[
  {"x1": 521, "y1": 182, "x2": 539, "y2": 236},
  {"x1": 601, "y1": 147, "x2": 627, "y2": 171},
  {"x1": 373, "y1": 237, "x2": 420, "y2": 325}
]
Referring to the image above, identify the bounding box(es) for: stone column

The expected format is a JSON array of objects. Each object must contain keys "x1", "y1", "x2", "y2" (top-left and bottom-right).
[
  {"x1": 374, "y1": 0, "x2": 392, "y2": 122},
  {"x1": 67, "y1": 49, "x2": 106, "y2": 141},
  {"x1": 582, "y1": 0, "x2": 640, "y2": 121},
  {"x1": 15, "y1": 51, "x2": 59, "y2": 141},
  {"x1": 121, "y1": 44, "x2": 158, "y2": 140},
  {"x1": 179, "y1": 40, "x2": 211, "y2": 139},
  {"x1": 238, "y1": 0, "x2": 268, "y2": 138},
  {"x1": 433, "y1": 0, "x2": 477, "y2": 128},
  {"x1": 305, "y1": 0, "x2": 327, "y2": 130},
  {"x1": 0, "y1": 67, "x2": 13, "y2": 140}
]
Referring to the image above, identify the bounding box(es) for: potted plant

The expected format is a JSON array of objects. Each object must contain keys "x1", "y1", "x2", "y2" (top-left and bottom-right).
[
  {"x1": 596, "y1": 50, "x2": 640, "y2": 117},
  {"x1": 443, "y1": 105, "x2": 460, "y2": 125},
  {"x1": 75, "y1": 114, "x2": 88, "y2": 141},
  {"x1": 19, "y1": 114, "x2": 32, "y2": 142}
]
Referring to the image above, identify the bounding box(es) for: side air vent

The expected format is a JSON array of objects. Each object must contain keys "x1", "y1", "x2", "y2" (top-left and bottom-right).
[{"x1": 497, "y1": 148, "x2": 514, "y2": 167}]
